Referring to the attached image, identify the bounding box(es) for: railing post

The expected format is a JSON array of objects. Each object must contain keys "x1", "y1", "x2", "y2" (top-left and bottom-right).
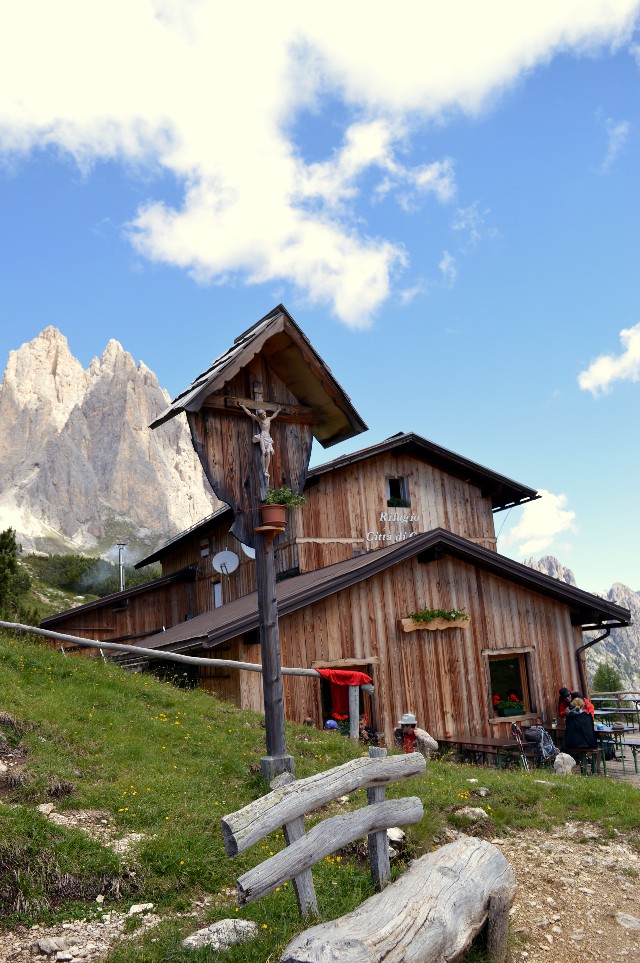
[
  {"x1": 367, "y1": 746, "x2": 391, "y2": 888},
  {"x1": 271, "y1": 772, "x2": 318, "y2": 915},
  {"x1": 349, "y1": 684, "x2": 359, "y2": 740}
]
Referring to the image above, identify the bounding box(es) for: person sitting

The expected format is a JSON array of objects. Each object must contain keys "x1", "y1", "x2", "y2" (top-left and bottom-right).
[
  {"x1": 570, "y1": 690, "x2": 595, "y2": 718},
  {"x1": 563, "y1": 697, "x2": 597, "y2": 764},
  {"x1": 394, "y1": 712, "x2": 418, "y2": 753},
  {"x1": 558, "y1": 687, "x2": 573, "y2": 719},
  {"x1": 358, "y1": 713, "x2": 378, "y2": 746}
]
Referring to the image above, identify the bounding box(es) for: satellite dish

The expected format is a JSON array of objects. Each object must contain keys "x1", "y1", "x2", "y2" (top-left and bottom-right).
[
  {"x1": 212, "y1": 550, "x2": 239, "y2": 575},
  {"x1": 240, "y1": 543, "x2": 256, "y2": 560}
]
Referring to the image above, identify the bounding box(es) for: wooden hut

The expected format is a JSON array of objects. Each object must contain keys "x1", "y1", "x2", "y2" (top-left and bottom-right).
[{"x1": 41, "y1": 307, "x2": 631, "y2": 746}]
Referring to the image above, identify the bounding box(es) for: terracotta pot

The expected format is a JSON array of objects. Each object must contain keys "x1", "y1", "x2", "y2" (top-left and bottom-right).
[{"x1": 260, "y1": 504, "x2": 287, "y2": 527}]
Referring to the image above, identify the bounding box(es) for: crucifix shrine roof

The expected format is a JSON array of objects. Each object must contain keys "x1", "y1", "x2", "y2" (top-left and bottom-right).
[{"x1": 150, "y1": 304, "x2": 367, "y2": 448}]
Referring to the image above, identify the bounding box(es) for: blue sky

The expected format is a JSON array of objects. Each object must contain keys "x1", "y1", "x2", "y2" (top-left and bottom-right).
[{"x1": 1, "y1": 2, "x2": 639, "y2": 592}]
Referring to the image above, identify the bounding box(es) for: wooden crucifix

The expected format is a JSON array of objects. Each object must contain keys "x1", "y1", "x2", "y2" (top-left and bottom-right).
[
  {"x1": 150, "y1": 306, "x2": 367, "y2": 781},
  {"x1": 238, "y1": 384, "x2": 282, "y2": 501}
]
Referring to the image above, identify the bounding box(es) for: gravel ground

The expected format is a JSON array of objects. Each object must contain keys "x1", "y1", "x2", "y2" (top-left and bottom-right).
[{"x1": 495, "y1": 821, "x2": 640, "y2": 961}]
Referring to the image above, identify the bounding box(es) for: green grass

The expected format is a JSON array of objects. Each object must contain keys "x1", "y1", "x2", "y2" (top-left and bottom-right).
[{"x1": 2, "y1": 630, "x2": 640, "y2": 961}]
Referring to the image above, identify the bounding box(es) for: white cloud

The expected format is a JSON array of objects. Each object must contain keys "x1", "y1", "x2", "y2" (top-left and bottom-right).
[
  {"x1": 578, "y1": 323, "x2": 640, "y2": 395},
  {"x1": 500, "y1": 489, "x2": 577, "y2": 557},
  {"x1": 0, "y1": 1, "x2": 638, "y2": 326},
  {"x1": 399, "y1": 280, "x2": 428, "y2": 306},
  {"x1": 599, "y1": 115, "x2": 631, "y2": 172},
  {"x1": 451, "y1": 201, "x2": 497, "y2": 247},
  {"x1": 438, "y1": 251, "x2": 458, "y2": 288}
]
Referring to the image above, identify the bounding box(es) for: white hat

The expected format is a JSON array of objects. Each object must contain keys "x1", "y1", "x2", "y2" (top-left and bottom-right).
[{"x1": 398, "y1": 712, "x2": 417, "y2": 726}]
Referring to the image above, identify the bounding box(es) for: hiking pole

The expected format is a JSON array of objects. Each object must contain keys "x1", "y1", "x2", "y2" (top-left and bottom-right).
[{"x1": 511, "y1": 722, "x2": 530, "y2": 771}]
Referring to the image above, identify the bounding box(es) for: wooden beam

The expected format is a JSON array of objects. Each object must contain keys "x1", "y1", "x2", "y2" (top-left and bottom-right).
[
  {"x1": 236, "y1": 798, "x2": 423, "y2": 906},
  {"x1": 201, "y1": 395, "x2": 321, "y2": 424},
  {"x1": 271, "y1": 772, "x2": 318, "y2": 916},
  {"x1": 222, "y1": 753, "x2": 425, "y2": 856}
]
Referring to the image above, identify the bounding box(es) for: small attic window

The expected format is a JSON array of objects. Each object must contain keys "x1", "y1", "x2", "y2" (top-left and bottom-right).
[{"x1": 387, "y1": 476, "x2": 410, "y2": 508}]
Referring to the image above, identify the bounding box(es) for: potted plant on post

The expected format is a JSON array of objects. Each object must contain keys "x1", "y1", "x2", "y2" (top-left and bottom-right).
[{"x1": 259, "y1": 485, "x2": 306, "y2": 528}]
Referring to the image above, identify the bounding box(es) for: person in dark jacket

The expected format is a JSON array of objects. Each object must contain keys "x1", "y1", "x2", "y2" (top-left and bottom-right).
[{"x1": 563, "y1": 697, "x2": 596, "y2": 762}]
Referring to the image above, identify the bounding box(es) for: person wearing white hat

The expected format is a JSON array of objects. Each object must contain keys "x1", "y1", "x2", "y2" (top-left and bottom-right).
[{"x1": 394, "y1": 712, "x2": 418, "y2": 753}]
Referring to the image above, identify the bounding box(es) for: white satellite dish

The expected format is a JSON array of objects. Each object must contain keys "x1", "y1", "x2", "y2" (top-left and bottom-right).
[
  {"x1": 240, "y1": 543, "x2": 256, "y2": 560},
  {"x1": 212, "y1": 550, "x2": 239, "y2": 575}
]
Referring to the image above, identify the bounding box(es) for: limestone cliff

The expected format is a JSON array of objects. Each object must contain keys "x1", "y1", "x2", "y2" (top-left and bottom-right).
[{"x1": 0, "y1": 327, "x2": 218, "y2": 558}]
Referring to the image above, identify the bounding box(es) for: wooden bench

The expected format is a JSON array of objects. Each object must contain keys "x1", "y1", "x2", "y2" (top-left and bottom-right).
[
  {"x1": 622, "y1": 741, "x2": 640, "y2": 774},
  {"x1": 222, "y1": 748, "x2": 516, "y2": 962},
  {"x1": 435, "y1": 734, "x2": 537, "y2": 769}
]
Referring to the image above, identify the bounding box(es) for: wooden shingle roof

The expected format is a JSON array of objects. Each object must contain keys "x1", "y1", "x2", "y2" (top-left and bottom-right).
[
  {"x1": 307, "y1": 432, "x2": 539, "y2": 513},
  {"x1": 135, "y1": 530, "x2": 630, "y2": 655}
]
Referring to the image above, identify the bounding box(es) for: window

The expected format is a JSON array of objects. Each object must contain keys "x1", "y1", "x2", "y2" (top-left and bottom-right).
[
  {"x1": 487, "y1": 652, "x2": 533, "y2": 716},
  {"x1": 212, "y1": 581, "x2": 223, "y2": 609},
  {"x1": 386, "y1": 476, "x2": 410, "y2": 508}
]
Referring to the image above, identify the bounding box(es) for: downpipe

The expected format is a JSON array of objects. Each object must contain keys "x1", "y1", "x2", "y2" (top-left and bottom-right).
[{"x1": 576, "y1": 627, "x2": 611, "y2": 695}]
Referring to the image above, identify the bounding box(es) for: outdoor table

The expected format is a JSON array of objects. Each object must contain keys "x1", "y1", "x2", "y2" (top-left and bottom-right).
[{"x1": 594, "y1": 708, "x2": 640, "y2": 727}]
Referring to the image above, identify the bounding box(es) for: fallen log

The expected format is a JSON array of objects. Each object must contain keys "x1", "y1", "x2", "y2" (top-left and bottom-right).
[{"x1": 279, "y1": 836, "x2": 516, "y2": 963}]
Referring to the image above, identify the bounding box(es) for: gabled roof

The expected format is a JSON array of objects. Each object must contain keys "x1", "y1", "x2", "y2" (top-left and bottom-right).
[
  {"x1": 150, "y1": 304, "x2": 367, "y2": 447},
  {"x1": 40, "y1": 566, "x2": 198, "y2": 627},
  {"x1": 135, "y1": 429, "x2": 539, "y2": 568},
  {"x1": 308, "y1": 432, "x2": 539, "y2": 513},
  {"x1": 135, "y1": 530, "x2": 630, "y2": 655}
]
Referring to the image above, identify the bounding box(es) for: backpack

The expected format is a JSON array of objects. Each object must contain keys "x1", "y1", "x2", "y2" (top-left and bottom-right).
[{"x1": 524, "y1": 725, "x2": 559, "y2": 761}]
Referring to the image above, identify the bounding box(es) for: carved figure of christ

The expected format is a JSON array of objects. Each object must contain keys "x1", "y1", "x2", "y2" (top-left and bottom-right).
[{"x1": 239, "y1": 403, "x2": 282, "y2": 479}]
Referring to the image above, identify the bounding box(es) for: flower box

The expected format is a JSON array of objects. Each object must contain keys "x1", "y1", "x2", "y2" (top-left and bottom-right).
[
  {"x1": 498, "y1": 706, "x2": 524, "y2": 717},
  {"x1": 399, "y1": 617, "x2": 470, "y2": 633}
]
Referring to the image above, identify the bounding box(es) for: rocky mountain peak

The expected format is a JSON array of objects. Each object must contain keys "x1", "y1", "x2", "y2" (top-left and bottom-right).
[
  {"x1": 523, "y1": 555, "x2": 577, "y2": 586},
  {"x1": 0, "y1": 328, "x2": 218, "y2": 558}
]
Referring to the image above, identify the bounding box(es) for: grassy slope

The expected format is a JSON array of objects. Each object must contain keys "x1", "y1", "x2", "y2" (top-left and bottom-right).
[{"x1": 2, "y1": 632, "x2": 640, "y2": 962}]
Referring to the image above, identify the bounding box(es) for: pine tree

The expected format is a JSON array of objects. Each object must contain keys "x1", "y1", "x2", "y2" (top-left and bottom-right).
[
  {"x1": 591, "y1": 661, "x2": 623, "y2": 695},
  {"x1": 0, "y1": 527, "x2": 32, "y2": 620}
]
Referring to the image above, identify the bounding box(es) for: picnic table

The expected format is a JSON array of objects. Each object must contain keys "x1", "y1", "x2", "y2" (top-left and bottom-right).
[
  {"x1": 594, "y1": 707, "x2": 640, "y2": 726},
  {"x1": 435, "y1": 734, "x2": 536, "y2": 769}
]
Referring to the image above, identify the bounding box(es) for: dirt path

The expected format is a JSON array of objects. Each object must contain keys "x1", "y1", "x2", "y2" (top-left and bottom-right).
[{"x1": 496, "y1": 822, "x2": 640, "y2": 961}]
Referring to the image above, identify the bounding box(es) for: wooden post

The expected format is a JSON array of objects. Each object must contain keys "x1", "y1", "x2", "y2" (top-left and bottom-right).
[
  {"x1": 367, "y1": 746, "x2": 391, "y2": 889},
  {"x1": 251, "y1": 379, "x2": 294, "y2": 782},
  {"x1": 256, "y1": 524, "x2": 294, "y2": 781},
  {"x1": 349, "y1": 684, "x2": 359, "y2": 740}
]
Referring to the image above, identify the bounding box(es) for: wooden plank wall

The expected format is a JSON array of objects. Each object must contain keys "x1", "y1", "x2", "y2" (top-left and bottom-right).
[
  {"x1": 155, "y1": 448, "x2": 498, "y2": 626},
  {"x1": 297, "y1": 453, "x2": 497, "y2": 573},
  {"x1": 42, "y1": 580, "x2": 196, "y2": 651},
  {"x1": 216, "y1": 554, "x2": 583, "y2": 748}
]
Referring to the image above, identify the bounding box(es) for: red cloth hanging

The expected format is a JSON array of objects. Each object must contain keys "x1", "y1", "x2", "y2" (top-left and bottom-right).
[
  {"x1": 316, "y1": 668, "x2": 373, "y2": 687},
  {"x1": 316, "y1": 668, "x2": 373, "y2": 718}
]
